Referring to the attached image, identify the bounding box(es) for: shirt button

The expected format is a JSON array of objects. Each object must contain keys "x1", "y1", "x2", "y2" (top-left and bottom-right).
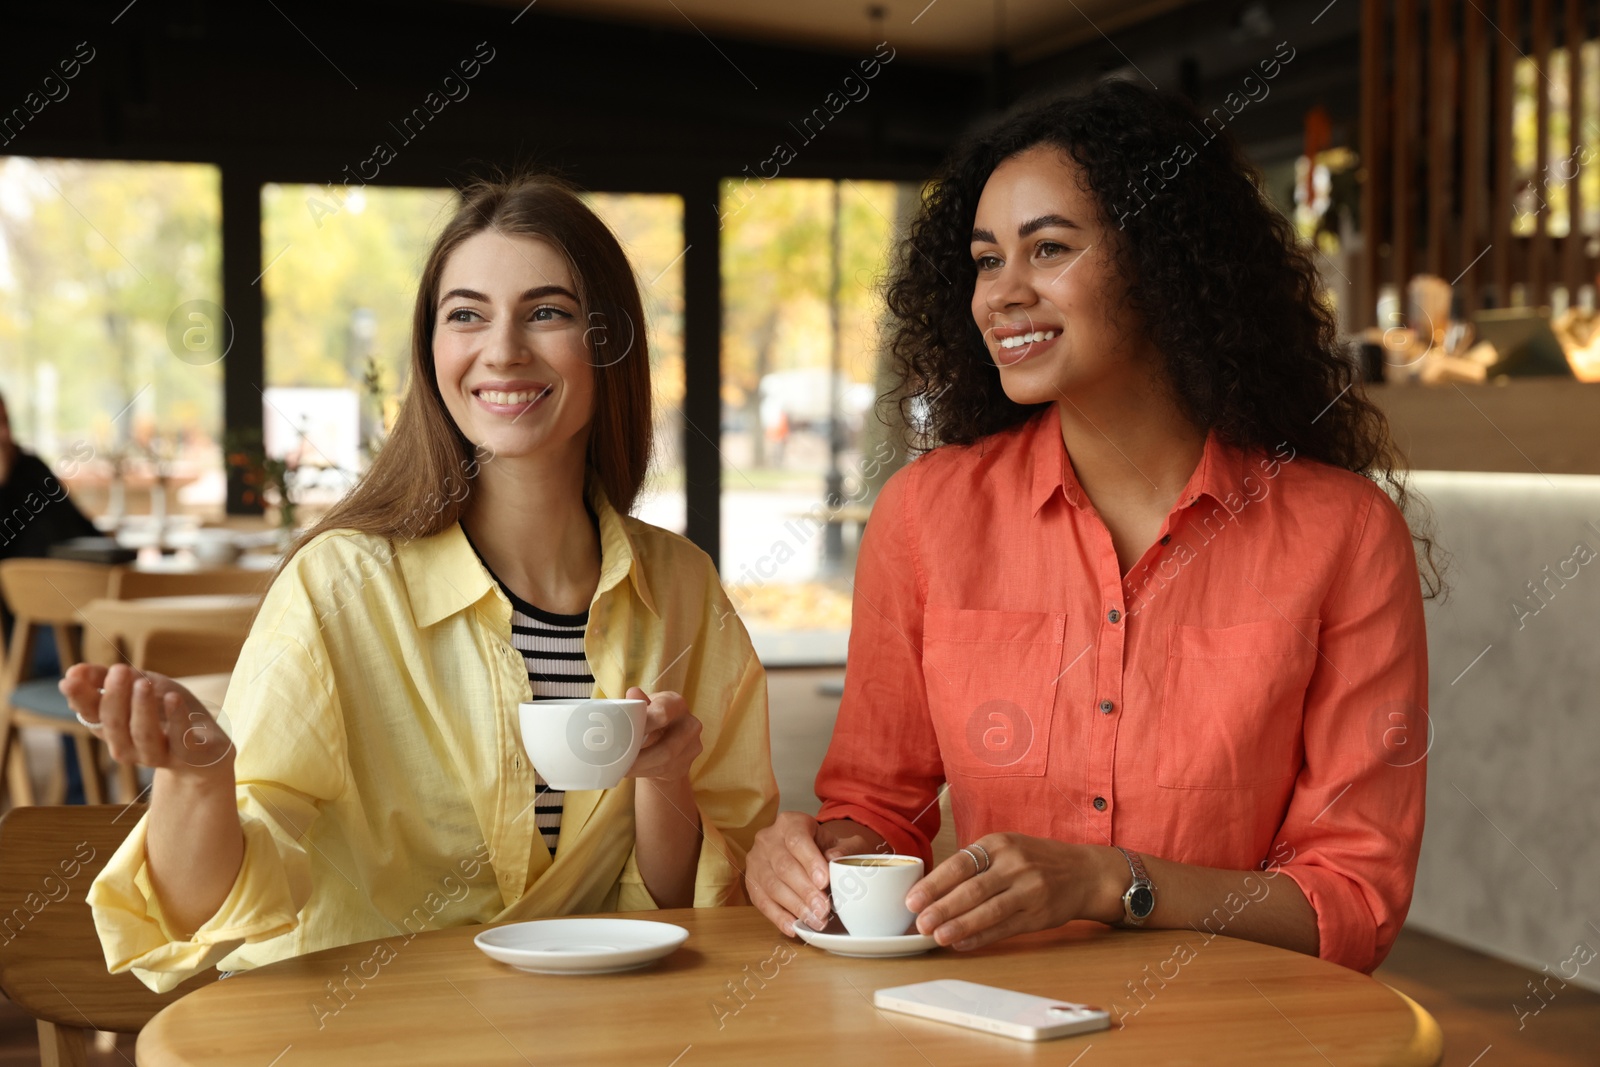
[
  {"x1": 1099, "y1": 699, "x2": 1115, "y2": 714},
  {"x1": 1160, "y1": 535, "x2": 1171, "y2": 546},
  {"x1": 1107, "y1": 609, "x2": 1121, "y2": 623},
  {"x1": 1093, "y1": 796, "x2": 1108, "y2": 811}
]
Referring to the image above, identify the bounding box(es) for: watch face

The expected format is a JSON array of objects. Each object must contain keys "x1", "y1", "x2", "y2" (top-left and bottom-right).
[{"x1": 1130, "y1": 885, "x2": 1155, "y2": 918}]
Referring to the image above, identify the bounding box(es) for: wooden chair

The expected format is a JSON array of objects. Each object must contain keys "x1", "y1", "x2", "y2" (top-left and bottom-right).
[
  {"x1": 76, "y1": 595, "x2": 258, "y2": 802},
  {"x1": 83, "y1": 596, "x2": 256, "y2": 681},
  {"x1": 0, "y1": 804, "x2": 215, "y2": 1065},
  {"x1": 108, "y1": 565, "x2": 269, "y2": 600},
  {"x1": 83, "y1": 567, "x2": 267, "y2": 667},
  {"x1": 0, "y1": 560, "x2": 116, "y2": 807}
]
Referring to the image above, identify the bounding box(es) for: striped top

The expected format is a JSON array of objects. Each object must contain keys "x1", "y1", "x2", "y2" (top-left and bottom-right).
[
  {"x1": 506, "y1": 590, "x2": 593, "y2": 856},
  {"x1": 464, "y1": 528, "x2": 596, "y2": 858}
]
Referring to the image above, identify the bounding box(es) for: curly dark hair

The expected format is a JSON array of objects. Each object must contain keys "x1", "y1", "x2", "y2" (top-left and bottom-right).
[{"x1": 884, "y1": 76, "x2": 1443, "y2": 596}]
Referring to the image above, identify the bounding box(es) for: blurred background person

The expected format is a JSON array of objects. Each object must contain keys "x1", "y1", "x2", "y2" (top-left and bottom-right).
[
  {"x1": 0, "y1": 389, "x2": 99, "y2": 574},
  {"x1": 0, "y1": 388, "x2": 101, "y2": 803}
]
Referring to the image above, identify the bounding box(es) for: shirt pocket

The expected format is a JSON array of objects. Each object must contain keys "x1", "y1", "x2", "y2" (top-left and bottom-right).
[
  {"x1": 1158, "y1": 618, "x2": 1321, "y2": 790},
  {"x1": 922, "y1": 607, "x2": 1066, "y2": 779}
]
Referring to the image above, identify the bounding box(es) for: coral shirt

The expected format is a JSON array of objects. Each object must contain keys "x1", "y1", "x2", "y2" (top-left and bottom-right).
[{"x1": 816, "y1": 409, "x2": 1427, "y2": 973}]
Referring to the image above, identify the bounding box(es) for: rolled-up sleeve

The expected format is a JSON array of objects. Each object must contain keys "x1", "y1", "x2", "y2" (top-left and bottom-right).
[
  {"x1": 815, "y1": 465, "x2": 946, "y2": 864},
  {"x1": 618, "y1": 572, "x2": 779, "y2": 910},
  {"x1": 1272, "y1": 485, "x2": 1428, "y2": 973},
  {"x1": 616, "y1": 815, "x2": 751, "y2": 911},
  {"x1": 88, "y1": 582, "x2": 349, "y2": 993}
]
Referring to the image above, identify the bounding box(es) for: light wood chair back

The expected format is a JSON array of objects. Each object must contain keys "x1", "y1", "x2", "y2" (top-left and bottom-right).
[
  {"x1": 82, "y1": 597, "x2": 257, "y2": 678},
  {"x1": 0, "y1": 561, "x2": 117, "y2": 807},
  {"x1": 76, "y1": 595, "x2": 257, "y2": 804},
  {"x1": 140, "y1": 628, "x2": 250, "y2": 681},
  {"x1": 0, "y1": 560, "x2": 115, "y2": 682},
  {"x1": 108, "y1": 566, "x2": 269, "y2": 600},
  {"x1": 73, "y1": 566, "x2": 265, "y2": 670},
  {"x1": 0, "y1": 804, "x2": 214, "y2": 1063}
]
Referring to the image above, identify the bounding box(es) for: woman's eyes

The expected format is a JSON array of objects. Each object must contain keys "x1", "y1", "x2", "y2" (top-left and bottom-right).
[
  {"x1": 972, "y1": 242, "x2": 1075, "y2": 271},
  {"x1": 444, "y1": 305, "x2": 572, "y2": 323}
]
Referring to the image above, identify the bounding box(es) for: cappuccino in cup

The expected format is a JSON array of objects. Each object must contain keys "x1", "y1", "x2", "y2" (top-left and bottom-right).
[{"x1": 829, "y1": 854, "x2": 924, "y2": 937}]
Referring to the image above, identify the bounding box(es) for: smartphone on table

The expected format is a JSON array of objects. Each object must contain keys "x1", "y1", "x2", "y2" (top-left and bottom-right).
[{"x1": 874, "y1": 979, "x2": 1111, "y2": 1041}]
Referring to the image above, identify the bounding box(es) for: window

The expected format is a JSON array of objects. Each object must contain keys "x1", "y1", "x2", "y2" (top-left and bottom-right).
[
  {"x1": 719, "y1": 177, "x2": 915, "y2": 664},
  {"x1": 1513, "y1": 42, "x2": 1600, "y2": 239},
  {"x1": 261, "y1": 182, "x2": 454, "y2": 506},
  {"x1": 583, "y1": 193, "x2": 686, "y2": 534},
  {"x1": 0, "y1": 156, "x2": 222, "y2": 517}
]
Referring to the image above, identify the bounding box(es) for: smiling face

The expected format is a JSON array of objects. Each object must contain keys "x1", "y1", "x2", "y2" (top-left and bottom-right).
[
  {"x1": 432, "y1": 229, "x2": 596, "y2": 466},
  {"x1": 969, "y1": 144, "x2": 1156, "y2": 407}
]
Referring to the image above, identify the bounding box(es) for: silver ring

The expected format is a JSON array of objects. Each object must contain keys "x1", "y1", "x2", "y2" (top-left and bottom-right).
[
  {"x1": 960, "y1": 847, "x2": 981, "y2": 874},
  {"x1": 968, "y1": 842, "x2": 992, "y2": 874},
  {"x1": 74, "y1": 711, "x2": 103, "y2": 731}
]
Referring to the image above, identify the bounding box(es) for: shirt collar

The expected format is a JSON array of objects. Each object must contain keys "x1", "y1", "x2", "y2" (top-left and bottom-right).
[
  {"x1": 589, "y1": 482, "x2": 659, "y2": 619},
  {"x1": 1173, "y1": 429, "x2": 1252, "y2": 512},
  {"x1": 1029, "y1": 410, "x2": 1082, "y2": 513},
  {"x1": 396, "y1": 483, "x2": 658, "y2": 628},
  {"x1": 1027, "y1": 408, "x2": 1251, "y2": 515}
]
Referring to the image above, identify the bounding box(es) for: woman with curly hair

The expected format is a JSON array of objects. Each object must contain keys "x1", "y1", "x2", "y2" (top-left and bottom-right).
[{"x1": 747, "y1": 77, "x2": 1436, "y2": 976}]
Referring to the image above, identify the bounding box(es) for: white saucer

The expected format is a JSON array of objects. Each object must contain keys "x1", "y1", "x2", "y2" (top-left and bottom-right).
[
  {"x1": 793, "y1": 921, "x2": 938, "y2": 958},
  {"x1": 474, "y1": 919, "x2": 689, "y2": 975}
]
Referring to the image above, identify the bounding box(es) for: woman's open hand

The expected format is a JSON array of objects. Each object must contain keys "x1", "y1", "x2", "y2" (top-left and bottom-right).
[
  {"x1": 905, "y1": 833, "x2": 1123, "y2": 951},
  {"x1": 59, "y1": 662, "x2": 234, "y2": 783},
  {"x1": 623, "y1": 686, "x2": 701, "y2": 782}
]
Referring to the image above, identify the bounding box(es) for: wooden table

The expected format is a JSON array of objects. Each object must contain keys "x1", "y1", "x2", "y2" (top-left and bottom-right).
[{"x1": 137, "y1": 907, "x2": 1442, "y2": 1066}]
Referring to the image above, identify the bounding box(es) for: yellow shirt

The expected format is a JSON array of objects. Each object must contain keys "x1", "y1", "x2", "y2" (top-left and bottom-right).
[{"x1": 89, "y1": 493, "x2": 779, "y2": 993}]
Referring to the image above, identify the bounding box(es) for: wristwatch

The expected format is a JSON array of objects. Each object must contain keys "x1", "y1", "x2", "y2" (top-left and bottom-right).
[{"x1": 1116, "y1": 847, "x2": 1156, "y2": 926}]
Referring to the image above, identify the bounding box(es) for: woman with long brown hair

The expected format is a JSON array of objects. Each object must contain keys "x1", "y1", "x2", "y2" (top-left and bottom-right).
[{"x1": 64, "y1": 175, "x2": 778, "y2": 993}]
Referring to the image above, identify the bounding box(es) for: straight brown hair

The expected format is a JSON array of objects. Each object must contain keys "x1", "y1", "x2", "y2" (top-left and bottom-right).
[{"x1": 282, "y1": 173, "x2": 653, "y2": 565}]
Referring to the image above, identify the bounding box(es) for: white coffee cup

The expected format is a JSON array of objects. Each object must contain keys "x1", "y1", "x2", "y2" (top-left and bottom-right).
[
  {"x1": 829, "y1": 854, "x2": 925, "y2": 937},
  {"x1": 192, "y1": 534, "x2": 241, "y2": 566},
  {"x1": 517, "y1": 698, "x2": 647, "y2": 791}
]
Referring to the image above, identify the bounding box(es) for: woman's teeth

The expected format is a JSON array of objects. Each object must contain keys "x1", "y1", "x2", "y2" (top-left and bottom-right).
[
  {"x1": 998, "y1": 330, "x2": 1058, "y2": 350},
  {"x1": 477, "y1": 387, "x2": 550, "y2": 404}
]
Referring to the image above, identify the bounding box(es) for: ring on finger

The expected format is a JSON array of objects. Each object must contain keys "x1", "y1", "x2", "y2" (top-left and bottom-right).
[
  {"x1": 74, "y1": 711, "x2": 103, "y2": 731},
  {"x1": 959, "y1": 846, "x2": 984, "y2": 876},
  {"x1": 967, "y1": 842, "x2": 992, "y2": 874}
]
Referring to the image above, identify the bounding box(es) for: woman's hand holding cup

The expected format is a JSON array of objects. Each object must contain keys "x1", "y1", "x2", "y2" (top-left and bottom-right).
[
  {"x1": 904, "y1": 832, "x2": 1124, "y2": 951},
  {"x1": 746, "y1": 812, "x2": 885, "y2": 936},
  {"x1": 623, "y1": 687, "x2": 701, "y2": 782},
  {"x1": 58, "y1": 663, "x2": 234, "y2": 784}
]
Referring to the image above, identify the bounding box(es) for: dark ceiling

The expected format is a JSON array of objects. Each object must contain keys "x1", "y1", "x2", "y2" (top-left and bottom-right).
[{"x1": 0, "y1": 0, "x2": 1359, "y2": 188}]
